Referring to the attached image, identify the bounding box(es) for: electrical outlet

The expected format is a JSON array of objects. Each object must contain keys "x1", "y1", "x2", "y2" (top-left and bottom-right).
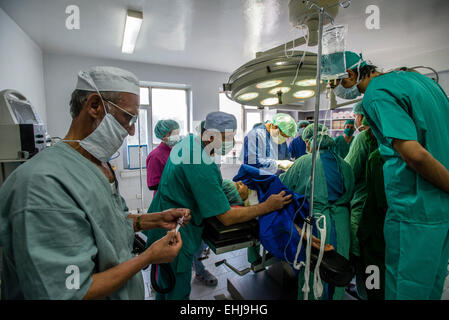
[{"x1": 136, "y1": 194, "x2": 142, "y2": 199}]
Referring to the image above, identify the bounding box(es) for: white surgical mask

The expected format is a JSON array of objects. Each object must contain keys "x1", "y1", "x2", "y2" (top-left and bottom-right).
[
  {"x1": 271, "y1": 129, "x2": 287, "y2": 145},
  {"x1": 333, "y1": 83, "x2": 361, "y2": 100},
  {"x1": 165, "y1": 134, "x2": 180, "y2": 147},
  {"x1": 79, "y1": 114, "x2": 128, "y2": 162}
]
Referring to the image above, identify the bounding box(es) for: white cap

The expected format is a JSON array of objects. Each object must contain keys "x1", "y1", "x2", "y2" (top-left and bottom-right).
[{"x1": 76, "y1": 66, "x2": 140, "y2": 96}]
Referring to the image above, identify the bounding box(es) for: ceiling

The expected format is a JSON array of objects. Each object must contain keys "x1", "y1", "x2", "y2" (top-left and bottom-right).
[{"x1": 1, "y1": 0, "x2": 449, "y2": 73}]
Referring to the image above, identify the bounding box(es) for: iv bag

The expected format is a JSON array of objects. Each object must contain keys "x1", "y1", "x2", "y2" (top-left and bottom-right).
[{"x1": 321, "y1": 25, "x2": 348, "y2": 81}]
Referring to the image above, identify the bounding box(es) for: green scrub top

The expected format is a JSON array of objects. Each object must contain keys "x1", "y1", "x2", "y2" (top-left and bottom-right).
[
  {"x1": 362, "y1": 70, "x2": 449, "y2": 299},
  {"x1": 0, "y1": 142, "x2": 143, "y2": 300},
  {"x1": 334, "y1": 135, "x2": 353, "y2": 159},
  {"x1": 280, "y1": 150, "x2": 355, "y2": 300},
  {"x1": 144, "y1": 134, "x2": 231, "y2": 273},
  {"x1": 344, "y1": 130, "x2": 378, "y2": 256}
]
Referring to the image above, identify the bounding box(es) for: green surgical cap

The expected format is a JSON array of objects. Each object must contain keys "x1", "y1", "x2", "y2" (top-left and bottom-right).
[
  {"x1": 272, "y1": 113, "x2": 297, "y2": 137},
  {"x1": 345, "y1": 51, "x2": 367, "y2": 71},
  {"x1": 302, "y1": 123, "x2": 326, "y2": 142},
  {"x1": 222, "y1": 180, "x2": 244, "y2": 206},
  {"x1": 154, "y1": 120, "x2": 180, "y2": 139},
  {"x1": 345, "y1": 119, "x2": 355, "y2": 126},
  {"x1": 353, "y1": 101, "x2": 364, "y2": 115},
  {"x1": 302, "y1": 124, "x2": 335, "y2": 149}
]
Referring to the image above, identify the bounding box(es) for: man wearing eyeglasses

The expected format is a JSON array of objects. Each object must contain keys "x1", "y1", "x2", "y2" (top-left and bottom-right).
[{"x1": 0, "y1": 67, "x2": 191, "y2": 300}]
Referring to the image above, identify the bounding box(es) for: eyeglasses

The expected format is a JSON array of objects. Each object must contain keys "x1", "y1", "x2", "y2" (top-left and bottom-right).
[{"x1": 104, "y1": 99, "x2": 138, "y2": 127}]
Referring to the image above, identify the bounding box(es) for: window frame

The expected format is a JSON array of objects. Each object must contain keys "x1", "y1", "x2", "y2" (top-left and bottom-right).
[{"x1": 123, "y1": 83, "x2": 191, "y2": 170}]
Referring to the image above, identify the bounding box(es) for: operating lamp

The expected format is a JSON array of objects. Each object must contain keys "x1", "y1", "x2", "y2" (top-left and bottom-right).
[{"x1": 224, "y1": 50, "x2": 327, "y2": 108}]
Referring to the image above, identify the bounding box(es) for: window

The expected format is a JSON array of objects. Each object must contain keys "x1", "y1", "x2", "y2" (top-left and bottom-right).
[
  {"x1": 124, "y1": 85, "x2": 190, "y2": 169},
  {"x1": 151, "y1": 88, "x2": 188, "y2": 147}
]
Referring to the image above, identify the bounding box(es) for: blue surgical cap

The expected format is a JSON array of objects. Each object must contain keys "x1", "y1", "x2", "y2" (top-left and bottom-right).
[
  {"x1": 205, "y1": 112, "x2": 237, "y2": 132},
  {"x1": 154, "y1": 120, "x2": 180, "y2": 139}
]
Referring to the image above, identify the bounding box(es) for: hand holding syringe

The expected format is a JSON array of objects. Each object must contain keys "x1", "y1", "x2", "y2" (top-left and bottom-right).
[{"x1": 169, "y1": 213, "x2": 187, "y2": 246}]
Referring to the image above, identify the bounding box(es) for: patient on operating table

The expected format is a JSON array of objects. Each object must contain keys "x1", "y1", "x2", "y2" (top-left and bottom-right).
[{"x1": 221, "y1": 179, "x2": 333, "y2": 252}]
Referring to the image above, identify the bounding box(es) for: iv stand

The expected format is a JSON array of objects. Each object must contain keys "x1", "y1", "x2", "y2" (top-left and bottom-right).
[{"x1": 303, "y1": 0, "x2": 333, "y2": 300}]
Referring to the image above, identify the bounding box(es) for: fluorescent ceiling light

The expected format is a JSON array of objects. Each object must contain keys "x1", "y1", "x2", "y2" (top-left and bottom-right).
[
  {"x1": 238, "y1": 92, "x2": 259, "y2": 101},
  {"x1": 122, "y1": 10, "x2": 143, "y2": 54}
]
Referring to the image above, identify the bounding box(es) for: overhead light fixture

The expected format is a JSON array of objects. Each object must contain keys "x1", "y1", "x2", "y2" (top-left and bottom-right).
[
  {"x1": 238, "y1": 92, "x2": 259, "y2": 101},
  {"x1": 269, "y1": 87, "x2": 291, "y2": 95},
  {"x1": 261, "y1": 97, "x2": 279, "y2": 106},
  {"x1": 223, "y1": 51, "x2": 325, "y2": 107},
  {"x1": 293, "y1": 90, "x2": 315, "y2": 99},
  {"x1": 256, "y1": 80, "x2": 282, "y2": 89},
  {"x1": 122, "y1": 10, "x2": 143, "y2": 54}
]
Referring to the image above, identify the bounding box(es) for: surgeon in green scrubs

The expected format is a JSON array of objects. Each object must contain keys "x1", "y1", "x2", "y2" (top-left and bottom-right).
[
  {"x1": 344, "y1": 102, "x2": 378, "y2": 299},
  {"x1": 0, "y1": 67, "x2": 190, "y2": 300},
  {"x1": 144, "y1": 111, "x2": 293, "y2": 300},
  {"x1": 329, "y1": 51, "x2": 449, "y2": 300},
  {"x1": 334, "y1": 119, "x2": 355, "y2": 158}
]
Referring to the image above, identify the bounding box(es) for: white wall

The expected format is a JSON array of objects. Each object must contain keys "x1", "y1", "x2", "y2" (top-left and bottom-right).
[
  {"x1": 0, "y1": 7, "x2": 47, "y2": 124},
  {"x1": 43, "y1": 52, "x2": 229, "y2": 211}
]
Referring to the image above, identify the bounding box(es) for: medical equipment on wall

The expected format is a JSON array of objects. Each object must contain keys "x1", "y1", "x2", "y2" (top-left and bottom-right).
[
  {"x1": 0, "y1": 90, "x2": 47, "y2": 161},
  {"x1": 223, "y1": 0, "x2": 352, "y2": 299}
]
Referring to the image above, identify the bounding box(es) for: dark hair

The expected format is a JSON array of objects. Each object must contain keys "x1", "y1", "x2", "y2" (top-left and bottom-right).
[
  {"x1": 353, "y1": 65, "x2": 378, "y2": 81},
  {"x1": 69, "y1": 90, "x2": 120, "y2": 118}
]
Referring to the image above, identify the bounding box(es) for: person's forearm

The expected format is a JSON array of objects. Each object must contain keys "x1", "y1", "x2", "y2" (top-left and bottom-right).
[
  {"x1": 406, "y1": 151, "x2": 449, "y2": 194},
  {"x1": 394, "y1": 140, "x2": 449, "y2": 194},
  {"x1": 127, "y1": 213, "x2": 162, "y2": 232},
  {"x1": 83, "y1": 250, "x2": 153, "y2": 300},
  {"x1": 217, "y1": 202, "x2": 270, "y2": 226}
]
